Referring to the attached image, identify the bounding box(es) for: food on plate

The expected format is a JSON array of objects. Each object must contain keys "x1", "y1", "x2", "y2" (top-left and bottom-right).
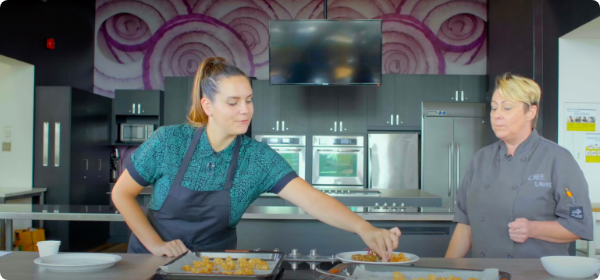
[
  {"x1": 352, "y1": 250, "x2": 410, "y2": 262},
  {"x1": 181, "y1": 255, "x2": 269, "y2": 274},
  {"x1": 393, "y1": 272, "x2": 479, "y2": 280}
]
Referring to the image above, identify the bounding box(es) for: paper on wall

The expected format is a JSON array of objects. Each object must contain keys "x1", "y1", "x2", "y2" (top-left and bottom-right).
[
  {"x1": 586, "y1": 133, "x2": 600, "y2": 163},
  {"x1": 567, "y1": 108, "x2": 596, "y2": 131}
]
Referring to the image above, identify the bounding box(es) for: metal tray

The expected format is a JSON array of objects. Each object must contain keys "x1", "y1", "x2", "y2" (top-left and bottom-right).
[
  {"x1": 316, "y1": 263, "x2": 511, "y2": 280},
  {"x1": 155, "y1": 251, "x2": 286, "y2": 280}
]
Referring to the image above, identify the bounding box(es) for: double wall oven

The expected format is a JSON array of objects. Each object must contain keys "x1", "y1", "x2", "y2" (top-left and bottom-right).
[
  {"x1": 255, "y1": 135, "x2": 306, "y2": 180},
  {"x1": 312, "y1": 135, "x2": 364, "y2": 186}
]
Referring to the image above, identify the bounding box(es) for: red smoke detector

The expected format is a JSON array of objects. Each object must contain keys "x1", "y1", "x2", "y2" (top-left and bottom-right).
[{"x1": 46, "y1": 38, "x2": 55, "y2": 50}]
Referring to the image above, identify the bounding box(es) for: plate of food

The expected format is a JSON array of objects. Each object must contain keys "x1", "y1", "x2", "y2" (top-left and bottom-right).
[{"x1": 335, "y1": 250, "x2": 419, "y2": 266}]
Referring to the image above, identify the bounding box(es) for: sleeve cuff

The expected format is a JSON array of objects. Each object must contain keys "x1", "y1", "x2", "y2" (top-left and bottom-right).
[
  {"x1": 124, "y1": 155, "x2": 152, "y2": 187},
  {"x1": 557, "y1": 217, "x2": 593, "y2": 241},
  {"x1": 453, "y1": 210, "x2": 470, "y2": 225},
  {"x1": 269, "y1": 171, "x2": 298, "y2": 194}
]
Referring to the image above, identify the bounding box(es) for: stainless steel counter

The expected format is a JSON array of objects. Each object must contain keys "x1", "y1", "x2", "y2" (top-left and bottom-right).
[
  {"x1": 0, "y1": 251, "x2": 571, "y2": 280},
  {"x1": 0, "y1": 205, "x2": 454, "y2": 221},
  {"x1": 0, "y1": 187, "x2": 47, "y2": 203}
]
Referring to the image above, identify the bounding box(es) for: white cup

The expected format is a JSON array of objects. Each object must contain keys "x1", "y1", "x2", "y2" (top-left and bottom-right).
[{"x1": 37, "y1": 240, "x2": 61, "y2": 258}]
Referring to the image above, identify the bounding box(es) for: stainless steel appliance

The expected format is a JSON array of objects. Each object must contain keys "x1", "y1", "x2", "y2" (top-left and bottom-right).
[
  {"x1": 312, "y1": 135, "x2": 364, "y2": 186},
  {"x1": 120, "y1": 124, "x2": 155, "y2": 142},
  {"x1": 421, "y1": 102, "x2": 486, "y2": 208},
  {"x1": 255, "y1": 135, "x2": 306, "y2": 180},
  {"x1": 368, "y1": 132, "x2": 419, "y2": 189}
]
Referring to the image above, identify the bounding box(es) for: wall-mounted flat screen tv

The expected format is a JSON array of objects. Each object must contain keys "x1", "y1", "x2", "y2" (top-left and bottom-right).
[{"x1": 269, "y1": 20, "x2": 382, "y2": 85}]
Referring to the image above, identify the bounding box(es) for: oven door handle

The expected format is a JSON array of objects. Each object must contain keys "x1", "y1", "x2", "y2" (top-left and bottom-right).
[
  {"x1": 275, "y1": 148, "x2": 302, "y2": 152},
  {"x1": 336, "y1": 149, "x2": 361, "y2": 152},
  {"x1": 316, "y1": 149, "x2": 334, "y2": 152}
]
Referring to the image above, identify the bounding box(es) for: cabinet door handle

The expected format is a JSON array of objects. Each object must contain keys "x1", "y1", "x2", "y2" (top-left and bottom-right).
[
  {"x1": 396, "y1": 115, "x2": 399, "y2": 125},
  {"x1": 98, "y1": 159, "x2": 102, "y2": 171},
  {"x1": 83, "y1": 159, "x2": 88, "y2": 171},
  {"x1": 282, "y1": 121, "x2": 285, "y2": 131},
  {"x1": 54, "y1": 122, "x2": 60, "y2": 167},
  {"x1": 132, "y1": 103, "x2": 136, "y2": 114},
  {"x1": 276, "y1": 120, "x2": 279, "y2": 131},
  {"x1": 334, "y1": 121, "x2": 337, "y2": 132},
  {"x1": 138, "y1": 104, "x2": 141, "y2": 114},
  {"x1": 461, "y1": 91, "x2": 464, "y2": 101},
  {"x1": 43, "y1": 122, "x2": 49, "y2": 167},
  {"x1": 455, "y1": 91, "x2": 458, "y2": 101},
  {"x1": 340, "y1": 121, "x2": 343, "y2": 131},
  {"x1": 390, "y1": 115, "x2": 394, "y2": 125}
]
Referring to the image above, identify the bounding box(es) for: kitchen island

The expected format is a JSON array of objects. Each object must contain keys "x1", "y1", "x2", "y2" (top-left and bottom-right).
[
  {"x1": 0, "y1": 251, "x2": 574, "y2": 280},
  {"x1": 0, "y1": 204, "x2": 456, "y2": 257}
]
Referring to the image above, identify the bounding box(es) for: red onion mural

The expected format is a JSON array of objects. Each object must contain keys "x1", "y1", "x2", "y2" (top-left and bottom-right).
[{"x1": 94, "y1": 0, "x2": 486, "y2": 97}]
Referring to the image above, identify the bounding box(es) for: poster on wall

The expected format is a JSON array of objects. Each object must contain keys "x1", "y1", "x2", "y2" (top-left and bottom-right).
[
  {"x1": 566, "y1": 108, "x2": 596, "y2": 131},
  {"x1": 585, "y1": 133, "x2": 600, "y2": 163}
]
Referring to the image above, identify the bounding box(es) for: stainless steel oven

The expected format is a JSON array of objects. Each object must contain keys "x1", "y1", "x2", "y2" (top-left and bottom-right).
[
  {"x1": 312, "y1": 135, "x2": 364, "y2": 186},
  {"x1": 255, "y1": 135, "x2": 306, "y2": 180}
]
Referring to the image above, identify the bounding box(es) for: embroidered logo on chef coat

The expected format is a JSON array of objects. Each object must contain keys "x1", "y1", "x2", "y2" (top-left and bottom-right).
[
  {"x1": 570, "y1": 206, "x2": 584, "y2": 219},
  {"x1": 527, "y1": 174, "x2": 552, "y2": 188}
]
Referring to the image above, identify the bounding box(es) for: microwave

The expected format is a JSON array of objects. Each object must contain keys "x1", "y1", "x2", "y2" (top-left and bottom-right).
[{"x1": 120, "y1": 124, "x2": 155, "y2": 142}]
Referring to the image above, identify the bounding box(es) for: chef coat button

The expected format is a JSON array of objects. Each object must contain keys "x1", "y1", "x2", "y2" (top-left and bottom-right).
[
  {"x1": 479, "y1": 216, "x2": 484, "y2": 222},
  {"x1": 484, "y1": 184, "x2": 490, "y2": 189},
  {"x1": 521, "y1": 157, "x2": 527, "y2": 162},
  {"x1": 507, "y1": 254, "x2": 513, "y2": 259},
  {"x1": 480, "y1": 252, "x2": 485, "y2": 257},
  {"x1": 512, "y1": 185, "x2": 518, "y2": 190}
]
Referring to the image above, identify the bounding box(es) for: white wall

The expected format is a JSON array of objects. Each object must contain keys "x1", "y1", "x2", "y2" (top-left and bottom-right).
[
  {"x1": 0, "y1": 54, "x2": 35, "y2": 232},
  {"x1": 558, "y1": 38, "x2": 600, "y2": 251}
]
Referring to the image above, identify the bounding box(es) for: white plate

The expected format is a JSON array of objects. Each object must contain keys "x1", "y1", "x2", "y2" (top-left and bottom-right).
[
  {"x1": 335, "y1": 251, "x2": 419, "y2": 266},
  {"x1": 34, "y1": 253, "x2": 122, "y2": 273}
]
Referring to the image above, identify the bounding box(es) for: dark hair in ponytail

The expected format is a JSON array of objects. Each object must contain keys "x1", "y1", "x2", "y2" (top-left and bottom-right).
[{"x1": 188, "y1": 57, "x2": 247, "y2": 127}]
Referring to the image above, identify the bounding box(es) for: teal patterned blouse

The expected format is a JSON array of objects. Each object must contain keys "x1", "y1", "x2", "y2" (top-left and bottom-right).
[{"x1": 124, "y1": 124, "x2": 297, "y2": 228}]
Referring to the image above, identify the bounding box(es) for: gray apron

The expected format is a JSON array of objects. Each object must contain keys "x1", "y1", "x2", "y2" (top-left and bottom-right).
[{"x1": 128, "y1": 127, "x2": 241, "y2": 253}]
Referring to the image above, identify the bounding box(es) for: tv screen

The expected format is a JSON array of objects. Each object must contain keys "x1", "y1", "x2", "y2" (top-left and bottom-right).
[{"x1": 269, "y1": 20, "x2": 382, "y2": 85}]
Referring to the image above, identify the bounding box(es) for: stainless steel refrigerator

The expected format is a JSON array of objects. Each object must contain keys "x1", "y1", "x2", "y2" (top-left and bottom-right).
[
  {"x1": 368, "y1": 132, "x2": 419, "y2": 189},
  {"x1": 421, "y1": 102, "x2": 487, "y2": 208}
]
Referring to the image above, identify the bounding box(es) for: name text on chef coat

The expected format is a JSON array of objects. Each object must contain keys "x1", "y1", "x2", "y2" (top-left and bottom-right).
[{"x1": 528, "y1": 174, "x2": 552, "y2": 188}]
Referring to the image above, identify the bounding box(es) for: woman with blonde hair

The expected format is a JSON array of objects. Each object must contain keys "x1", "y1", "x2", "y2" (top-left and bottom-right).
[
  {"x1": 112, "y1": 56, "x2": 400, "y2": 258},
  {"x1": 445, "y1": 73, "x2": 593, "y2": 259}
]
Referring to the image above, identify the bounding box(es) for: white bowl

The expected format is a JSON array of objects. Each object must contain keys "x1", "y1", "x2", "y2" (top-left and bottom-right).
[{"x1": 541, "y1": 256, "x2": 600, "y2": 279}]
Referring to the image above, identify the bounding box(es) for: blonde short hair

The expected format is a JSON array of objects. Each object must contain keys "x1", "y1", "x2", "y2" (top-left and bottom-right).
[{"x1": 494, "y1": 73, "x2": 541, "y2": 128}]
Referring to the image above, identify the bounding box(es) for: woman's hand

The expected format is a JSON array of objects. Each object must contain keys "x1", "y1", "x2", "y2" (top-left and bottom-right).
[
  {"x1": 357, "y1": 225, "x2": 401, "y2": 262},
  {"x1": 148, "y1": 240, "x2": 189, "y2": 257},
  {"x1": 508, "y1": 218, "x2": 534, "y2": 243}
]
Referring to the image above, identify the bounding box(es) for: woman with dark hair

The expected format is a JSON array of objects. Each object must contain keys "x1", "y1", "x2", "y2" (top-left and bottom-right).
[{"x1": 112, "y1": 56, "x2": 401, "y2": 259}]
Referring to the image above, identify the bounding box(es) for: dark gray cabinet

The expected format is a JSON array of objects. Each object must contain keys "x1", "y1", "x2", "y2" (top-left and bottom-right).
[
  {"x1": 251, "y1": 80, "x2": 309, "y2": 134},
  {"x1": 164, "y1": 77, "x2": 194, "y2": 126},
  {"x1": 421, "y1": 75, "x2": 487, "y2": 103},
  {"x1": 310, "y1": 86, "x2": 369, "y2": 134},
  {"x1": 368, "y1": 74, "x2": 422, "y2": 130},
  {"x1": 112, "y1": 90, "x2": 164, "y2": 145},
  {"x1": 460, "y1": 75, "x2": 488, "y2": 103},
  {"x1": 113, "y1": 90, "x2": 163, "y2": 116},
  {"x1": 34, "y1": 86, "x2": 112, "y2": 252}
]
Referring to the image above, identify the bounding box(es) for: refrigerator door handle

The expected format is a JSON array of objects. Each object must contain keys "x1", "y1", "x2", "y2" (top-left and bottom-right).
[
  {"x1": 448, "y1": 143, "x2": 453, "y2": 196},
  {"x1": 369, "y1": 147, "x2": 373, "y2": 189},
  {"x1": 43, "y1": 122, "x2": 49, "y2": 167},
  {"x1": 54, "y1": 122, "x2": 61, "y2": 167},
  {"x1": 456, "y1": 143, "x2": 460, "y2": 191}
]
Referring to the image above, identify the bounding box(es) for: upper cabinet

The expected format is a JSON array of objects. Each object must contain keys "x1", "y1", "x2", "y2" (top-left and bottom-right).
[
  {"x1": 112, "y1": 89, "x2": 164, "y2": 145},
  {"x1": 309, "y1": 86, "x2": 369, "y2": 135},
  {"x1": 367, "y1": 74, "x2": 422, "y2": 130},
  {"x1": 164, "y1": 77, "x2": 194, "y2": 126},
  {"x1": 421, "y1": 75, "x2": 487, "y2": 103},
  {"x1": 113, "y1": 90, "x2": 163, "y2": 116},
  {"x1": 251, "y1": 80, "x2": 310, "y2": 134}
]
